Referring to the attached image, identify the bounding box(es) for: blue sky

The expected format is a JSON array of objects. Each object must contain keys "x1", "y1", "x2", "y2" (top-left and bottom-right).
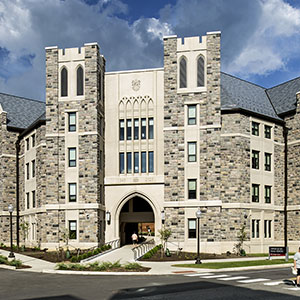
[{"x1": 1, "y1": 0, "x2": 300, "y2": 100}]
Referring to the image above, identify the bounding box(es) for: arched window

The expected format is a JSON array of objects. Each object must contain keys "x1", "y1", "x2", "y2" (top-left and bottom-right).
[
  {"x1": 197, "y1": 56, "x2": 205, "y2": 87},
  {"x1": 61, "y1": 67, "x2": 68, "y2": 97},
  {"x1": 179, "y1": 57, "x2": 187, "y2": 88},
  {"x1": 77, "y1": 66, "x2": 84, "y2": 96}
]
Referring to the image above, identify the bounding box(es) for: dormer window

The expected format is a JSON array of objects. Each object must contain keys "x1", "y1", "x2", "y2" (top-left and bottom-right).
[
  {"x1": 61, "y1": 67, "x2": 68, "y2": 97},
  {"x1": 179, "y1": 57, "x2": 187, "y2": 88},
  {"x1": 197, "y1": 56, "x2": 204, "y2": 87}
]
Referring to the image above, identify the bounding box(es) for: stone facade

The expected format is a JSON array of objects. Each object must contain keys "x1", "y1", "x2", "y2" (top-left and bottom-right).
[{"x1": 1, "y1": 32, "x2": 300, "y2": 253}]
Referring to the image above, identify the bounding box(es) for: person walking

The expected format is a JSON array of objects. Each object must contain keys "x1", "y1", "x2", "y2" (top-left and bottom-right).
[
  {"x1": 131, "y1": 232, "x2": 138, "y2": 246},
  {"x1": 294, "y1": 247, "x2": 300, "y2": 286}
]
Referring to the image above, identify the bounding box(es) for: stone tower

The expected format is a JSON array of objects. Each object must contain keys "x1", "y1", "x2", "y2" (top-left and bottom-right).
[
  {"x1": 42, "y1": 43, "x2": 105, "y2": 248},
  {"x1": 163, "y1": 32, "x2": 221, "y2": 242}
]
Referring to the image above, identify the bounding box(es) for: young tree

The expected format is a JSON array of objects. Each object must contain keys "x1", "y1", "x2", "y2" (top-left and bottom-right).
[
  {"x1": 158, "y1": 228, "x2": 172, "y2": 258},
  {"x1": 20, "y1": 221, "x2": 29, "y2": 250},
  {"x1": 234, "y1": 225, "x2": 247, "y2": 256}
]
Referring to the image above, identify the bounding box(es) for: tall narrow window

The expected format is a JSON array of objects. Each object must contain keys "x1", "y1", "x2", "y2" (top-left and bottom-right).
[
  {"x1": 68, "y1": 148, "x2": 76, "y2": 167},
  {"x1": 148, "y1": 118, "x2": 154, "y2": 139},
  {"x1": 179, "y1": 57, "x2": 187, "y2": 88},
  {"x1": 264, "y1": 220, "x2": 272, "y2": 238},
  {"x1": 32, "y1": 160, "x2": 35, "y2": 178},
  {"x1": 188, "y1": 105, "x2": 196, "y2": 125},
  {"x1": 119, "y1": 153, "x2": 124, "y2": 174},
  {"x1": 188, "y1": 219, "x2": 196, "y2": 238},
  {"x1": 264, "y1": 125, "x2": 271, "y2": 139},
  {"x1": 252, "y1": 150, "x2": 259, "y2": 169},
  {"x1": 32, "y1": 191, "x2": 36, "y2": 208},
  {"x1": 69, "y1": 221, "x2": 77, "y2": 239},
  {"x1": 26, "y1": 138, "x2": 30, "y2": 151},
  {"x1": 188, "y1": 142, "x2": 196, "y2": 162},
  {"x1": 265, "y1": 153, "x2": 271, "y2": 171},
  {"x1": 148, "y1": 151, "x2": 154, "y2": 173},
  {"x1": 141, "y1": 118, "x2": 146, "y2": 139},
  {"x1": 68, "y1": 112, "x2": 76, "y2": 132},
  {"x1": 134, "y1": 152, "x2": 139, "y2": 173},
  {"x1": 252, "y1": 184, "x2": 259, "y2": 202},
  {"x1": 134, "y1": 119, "x2": 139, "y2": 140},
  {"x1": 252, "y1": 219, "x2": 260, "y2": 238},
  {"x1": 32, "y1": 134, "x2": 35, "y2": 147},
  {"x1": 61, "y1": 67, "x2": 68, "y2": 97},
  {"x1": 252, "y1": 121, "x2": 259, "y2": 136},
  {"x1": 69, "y1": 183, "x2": 77, "y2": 202},
  {"x1": 26, "y1": 163, "x2": 29, "y2": 180},
  {"x1": 77, "y1": 66, "x2": 84, "y2": 96},
  {"x1": 197, "y1": 56, "x2": 205, "y2": 87},
  {"x1": 265, "y1": 185, "x2": 271, "y2": 203},
  {"x1": 127, "y1": 119, "x2": 132, "y2": 140},
  {"x1": 119, "y1": 120, "x2": 124, "y2": 141},
  {"x1": 26, "y1": 193, "x2": 30, "y2": 209},
  {"x1": 188, "y1": 179, "x2": 196, "y2": 199},
  {"x1": 127, "y1": 152, "x2": 132, "y2": 173},
  {"x1": 141, "y1": 152, "x2": 146, "y2": 173}
]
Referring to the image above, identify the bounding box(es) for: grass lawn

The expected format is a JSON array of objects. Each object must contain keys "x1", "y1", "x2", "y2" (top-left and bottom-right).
[{"x1": 173, "y1": 258, "x2": 293, "y2": 269}]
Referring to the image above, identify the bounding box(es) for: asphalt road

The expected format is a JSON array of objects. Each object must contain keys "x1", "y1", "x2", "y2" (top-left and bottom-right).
[{"x1": 0, "y1": 267, "x2": 299, "y2": 300}]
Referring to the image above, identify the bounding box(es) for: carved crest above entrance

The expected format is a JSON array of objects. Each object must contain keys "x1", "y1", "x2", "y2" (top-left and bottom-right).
[{"x1": 132, "y1": 79, "x2": 141, "y2": 91}]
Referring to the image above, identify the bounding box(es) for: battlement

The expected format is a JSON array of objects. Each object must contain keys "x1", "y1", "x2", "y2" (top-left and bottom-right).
[
  {"x1": 58, "y1": 47, "x2": 85, "y2": 62},
  {"x1": 177, "y1": 35, "x2": 208, "y2": 51}
]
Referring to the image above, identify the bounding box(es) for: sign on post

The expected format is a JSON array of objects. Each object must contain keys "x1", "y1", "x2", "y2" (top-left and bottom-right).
[{"x1": 269, "y1": 246, "x2": 287, "y2": 260}]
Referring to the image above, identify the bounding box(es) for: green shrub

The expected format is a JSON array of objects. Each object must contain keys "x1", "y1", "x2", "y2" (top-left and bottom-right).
[
  {"x1": 142, "y1": 244, "x2": 162, "y2": 259},
  {"x1": 87, "y1": 251, "x2": 92, "y2": 257},
  {"x1": 9, "y1": 259, "x2": 22, "y2": 268},
  {"x1": 56, "y1": 263, "x2": 69, "y2": 270},
  {"x1": 0, "y1": 255, "x2": 8, "y2": 264},
  {"x1": 70, "y1": 256, "x2": 78, "y2": 263},
  {"x1": 124, "y1": 262, "x2": 142, "y2": 270},
  {"x1": 82, "y1": 253, "x2": 88, "y2": 260}
]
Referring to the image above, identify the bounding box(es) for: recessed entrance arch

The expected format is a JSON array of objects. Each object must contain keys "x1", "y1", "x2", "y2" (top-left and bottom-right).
[{"x1": 119, "y1": 196, "x2": 155, "y2": 245}]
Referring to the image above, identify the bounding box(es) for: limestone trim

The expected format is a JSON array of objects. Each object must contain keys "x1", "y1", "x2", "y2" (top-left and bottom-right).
[
  {"x1": 105, "y1": 181, "x2": 164, "y2": 186},
  {"x1": 207, "y1": 31, "x2": 221, "y2": 35},
  {"x1": 274, "y1": 141, "x2": 284, "y2": 146},
  {"x1": 163, "y1": 200, "x2": 222, "y2": 207},
  {"x1": 106, "y1": 67, "x2": 164, "y2": 75},
  {"x1": 200, "y1": 125, "x2": 221, "y2": 130},
  {"x1": 46, "y1": 132, "x2": 99, "y2": 137},
  {"x1": 44, "y1": 203, "x2": 105, "y2": 210},
  {"x1": 287, "y1": 139, "x2": 300, "y2": 146},
  {"x1": 163, "y1": 127, "x2": 184, "y2": 131},
  {"x1": 221, "y1": 133, "x2": 250, "y2": 139},
  {"x1": 45, "y1": 46, "x2": 58, "y2": 50}
]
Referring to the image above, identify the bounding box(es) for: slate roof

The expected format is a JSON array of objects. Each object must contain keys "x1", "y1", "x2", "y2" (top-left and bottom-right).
[
  {"x1": 266, "y1": 77, "x2": 300, "y2": 115},
  {"x1": 0, "y1": 92, "x2": 45, "y2": 129},
  {"x1": 220, "y1": 72, "x2": 282, "y2": 121}
]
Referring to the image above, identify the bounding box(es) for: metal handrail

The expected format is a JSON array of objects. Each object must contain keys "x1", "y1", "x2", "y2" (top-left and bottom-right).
[{"x1": 132, "y1": 238, "x2": 155, "y2": 260}]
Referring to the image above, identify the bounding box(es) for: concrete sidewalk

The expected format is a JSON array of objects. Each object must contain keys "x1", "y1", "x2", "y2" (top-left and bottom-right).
[{"x1": 0, "y1": 248, "x2": 293, "y2": 275}]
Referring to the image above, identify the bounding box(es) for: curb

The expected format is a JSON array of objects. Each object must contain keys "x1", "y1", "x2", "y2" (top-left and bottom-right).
[{"x1": 0, "y1": 264, "x2": 16, "y2": 270}]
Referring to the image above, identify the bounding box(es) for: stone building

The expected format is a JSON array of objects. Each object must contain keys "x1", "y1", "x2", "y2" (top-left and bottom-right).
[{"x1": 0, "y1": 32, "x2": 300, "y2": 253}]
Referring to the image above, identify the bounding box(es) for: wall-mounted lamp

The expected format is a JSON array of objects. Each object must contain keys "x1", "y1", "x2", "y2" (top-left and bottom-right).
[
  {"x1": 106, "y1": 211, "x2": 111, "y2": 225},
  {"x1": 161, "y1": 210, "x2": 165, "y2": 224}
]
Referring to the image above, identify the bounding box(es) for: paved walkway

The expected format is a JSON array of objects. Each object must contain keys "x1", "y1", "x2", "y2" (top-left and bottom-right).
[{"x1": 0, "y1": 247, "x2": 293, "y2": 275}]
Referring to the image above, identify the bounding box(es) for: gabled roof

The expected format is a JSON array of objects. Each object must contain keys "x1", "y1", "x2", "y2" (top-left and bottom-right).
[
  {"x1": 220, "y1": 72, "x2": 282, "y2": 121},
  {"x1": 0, "y1": 92, "x2": 45, "y2": 130},
  {"x1": 266, "y1": 77, "x2": 300, "y2": 115}
]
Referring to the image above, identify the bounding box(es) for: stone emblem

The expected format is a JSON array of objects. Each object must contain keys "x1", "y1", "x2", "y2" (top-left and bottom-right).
[{"x1": 132, "y1": 79, "x2": 141, "y2": 91}]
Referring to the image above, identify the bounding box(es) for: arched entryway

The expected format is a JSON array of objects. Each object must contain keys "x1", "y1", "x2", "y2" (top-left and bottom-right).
[{"x1": 119, "y1": 196, "x2": 155, "y2": 245}]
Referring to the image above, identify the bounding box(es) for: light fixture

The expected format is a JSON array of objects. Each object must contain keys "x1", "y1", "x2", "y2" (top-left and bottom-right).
[
  {"x1": 161, "y1": 210, "x2": 165, "y2": 224},
  {"x1": 106, "y1": 211, "x2": 111, "y2": 224},
  {"x1": 8, "y1": 204, "x2": 15, "y2": 259},
  {"x1": 195, "y1": 207, "x2": 202, "y2": 264}
]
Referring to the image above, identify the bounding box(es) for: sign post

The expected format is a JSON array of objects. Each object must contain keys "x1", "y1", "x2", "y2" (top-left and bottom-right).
[{"x1": 269, "y1": 246, "x2": 287, "y2": 260}]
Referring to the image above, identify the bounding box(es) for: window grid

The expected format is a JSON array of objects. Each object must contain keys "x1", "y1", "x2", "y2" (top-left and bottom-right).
[
  {"x1": 68, "y1": 148, "x2": 76, "y2": 167},
  {"x1": 119, "y1": 153, "x2": 124, "y2": 174},
  {"x1": 265, "y1": 153, "x2": 271, "y2": 171},
  {"x1": 69, "y1": 183, "x2": 77, "y2": 202},
  {"x1": 68, "y1": 112, "x2": 76, "y2": 132},
  {"x1": 134, "y1": 119, "x2": 139, "y2": 140},
  {"x1": 252, "y1": 122, "x2": 259, "y2": 136},
  {"x1": 26, "y1": 163, "x2": 29, "y2": 180},
  {"x1": 77, "y1": 66, "x2": 84, "y2": 96},
  {"x1": 61, "y1": 67, "x2": 68, "y2": 97},
  {"x1": 264, "y1": 220, "x2": 272, "y2": 238},
  {"x1": 265, "y1": 185, "x2": 271, "y2": 203},
  {"x1": 252, "y1": 219, "x2": 260, "y2": 238},
  {"x1": 179, "y1": 57, "x2": 187, "y2": 88},
  {"x1": 26, "y1": 193, "x2": 30, "y2": 209},
  {"x1": 252, "y1": 184, "x2": 259, "y2": 202},
  {"x1": 188, "y1": 179, "x2": 197, "y2": 199},
  {"x1": 32, "y1": 191, "x2": 36, "y2": 208},
  {"x1": 32, "y1": 160, "x2": 35, "y2": 178},
  {"x1": 264, "y1": 125, "x2": 271, "y2": 139},
  {"x1": 141, "y1": 118, "x2": 146, "y2": 139},
  {"x1": 26, "y1": 138, "x2": 29, "y2": 151},
  {"x1": 188, "y1": 219, "x2": 196, "y2": 238},
  {"x1": 148, "y1": 118, "x2": 154, "y2": 139},
  {"x1": 252, "y1": 150, "x2": 259, "y2": 169},
  {"x1": 197, "y1": 56, "x2": 205, "y2": 87},
  {"x1": 69, "y1": 220, "x2": 77, "y2": 240},
  {"x1": 32, "y1": 134, "x2": 35, "y2": 147},
  {"x1": 188, "y1": 142, "x2": 196, "y2": 162},
  {"x1": 188, "y1": 105, "x2": 196, "y2": 125},
  {"x1": 119, "y1": 120, "x2": 124, "y2": 141},
  {"x1": 127, "y1": 119, "x2": 132, "y2": 140}
]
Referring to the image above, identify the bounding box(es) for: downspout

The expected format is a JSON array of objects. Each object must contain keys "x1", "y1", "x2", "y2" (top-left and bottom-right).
[
  {"x1": 283, "y1": 124, "x2": 288, "y2": 260},
  {"x1": 16, "y1": 138, "x2": 20, "y2": 248}
]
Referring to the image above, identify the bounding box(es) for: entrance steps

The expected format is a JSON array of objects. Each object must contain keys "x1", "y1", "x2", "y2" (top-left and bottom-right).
[{"x1": 85, "y1": 245, "x2": 136, "y2": 264}]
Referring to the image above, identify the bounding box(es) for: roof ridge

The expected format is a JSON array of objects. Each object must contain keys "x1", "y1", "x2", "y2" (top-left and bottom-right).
[
  {"x1": 221, "y1": 71, "x2": 266, "y2": 89},
  {"x1": 266, "y1": 75, "x2": 300, "y2": 91},
  {"x1": 0, "y1": 91, "x2": 44, "y2": 104}
]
